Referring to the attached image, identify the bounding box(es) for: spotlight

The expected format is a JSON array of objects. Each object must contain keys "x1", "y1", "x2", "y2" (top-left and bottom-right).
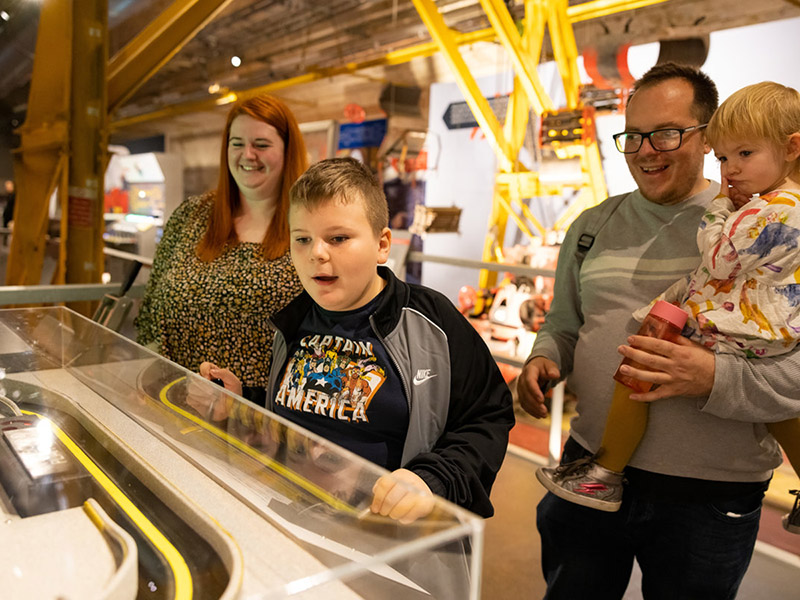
[{"x1": 230, "y1": 55, "x2": 241, "y2": 68}]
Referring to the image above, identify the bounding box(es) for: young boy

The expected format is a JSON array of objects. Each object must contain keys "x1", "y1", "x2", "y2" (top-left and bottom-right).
[
  {"x1": 204, "y1": 157, "x2": 514, "y2": 522},
  {"x1": 537, "y1": 81, "x2": 800, "y2": 533}
]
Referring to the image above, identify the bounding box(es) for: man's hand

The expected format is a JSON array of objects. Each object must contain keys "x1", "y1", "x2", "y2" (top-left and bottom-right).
[
  {"x1": 516, "y1": 356, "x2": 561, "y2": 419},
  {"x1": 720, "y1": 170, "x2": 751, "y2": 209},
  {"x1": 370, "y1": 468, "x2": 435, "y2": 524},
  {"x1": 616, "y1": 335, "x2": 715, "y2": 402}
]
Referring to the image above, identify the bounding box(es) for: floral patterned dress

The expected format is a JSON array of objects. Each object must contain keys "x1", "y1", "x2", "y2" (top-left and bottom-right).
[
  {"x1": 637, "y1": 189, "x2": 800, "y2": 358},
  {"x1": 136, "y1": 192, "x2": 303, "y2": 387}
]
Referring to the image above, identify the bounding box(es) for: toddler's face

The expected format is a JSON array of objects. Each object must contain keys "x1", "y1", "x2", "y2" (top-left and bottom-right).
[
  {"x1": 289, "y1": 197, "x2": 391, "y2": 312},
  {"x1": 714, "y1": 136, "x2": 789, "y2": 201}
]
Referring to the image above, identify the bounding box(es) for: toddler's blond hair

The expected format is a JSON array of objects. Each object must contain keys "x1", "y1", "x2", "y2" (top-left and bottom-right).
[{"x1": 706, "y1": 81, "x2": 800, "y2": 176}]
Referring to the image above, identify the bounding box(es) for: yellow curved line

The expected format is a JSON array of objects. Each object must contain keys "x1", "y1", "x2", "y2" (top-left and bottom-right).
[
  {"x1": 159, "y1": 377, "x2": 356, "y2": 515},
  {"x1": 83, "y1": 499, "x2": 132, "y2": 563},
  {"x1": 21, "y1": 409, "x2": 193, "y2": 600}
]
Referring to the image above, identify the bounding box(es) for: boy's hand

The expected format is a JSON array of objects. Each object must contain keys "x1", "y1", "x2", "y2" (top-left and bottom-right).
[
  {"x1": 199, "y1": 361, "x2": 243, "y2": 396},
  {"x1": 517, "y1": 356, "x2": 560, "y2": 419},
  {"x1": 720, "y1": 170, "x2": 751, "y2": 209},
  {"x1": 370, "y1": 468, "x2": 434, "y2": 524}
]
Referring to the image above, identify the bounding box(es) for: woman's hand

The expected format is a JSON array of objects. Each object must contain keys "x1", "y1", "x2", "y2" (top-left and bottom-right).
[
  {"x1": 199, "y1": 361, "x2": 243, "y2": 395},
  {"x1": 186, "y1": 362, "x2": 242, "y2": 421},
  {"x1": 616, "y1": 335, "x2": 715, "y2": 402},
  {"x1": 370, "y1": 468, "x2": 435, "y2": 524}
]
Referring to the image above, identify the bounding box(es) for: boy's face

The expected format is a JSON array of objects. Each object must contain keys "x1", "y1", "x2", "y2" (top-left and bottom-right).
[
  {"x1": 714, "y1": 136, "x2": 791, "y2": 199},
  {"x1": 289, "y1": 196, "x2": 391, "y2": 312}
]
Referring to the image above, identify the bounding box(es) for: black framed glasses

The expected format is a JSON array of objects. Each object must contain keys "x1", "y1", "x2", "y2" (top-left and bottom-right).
[{"x1": 612, "y1": 124, "x2": 707, "y2": 154}]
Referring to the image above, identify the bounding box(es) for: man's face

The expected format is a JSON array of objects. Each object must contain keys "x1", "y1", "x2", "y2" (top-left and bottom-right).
[{"x1": 624, "y1": 79, "x2": 711, "y2": 205}]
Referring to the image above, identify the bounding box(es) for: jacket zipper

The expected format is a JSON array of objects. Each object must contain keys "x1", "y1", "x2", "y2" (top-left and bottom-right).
[{"x1": 369, "y1": 313, "x2": 411, "y2": 412}]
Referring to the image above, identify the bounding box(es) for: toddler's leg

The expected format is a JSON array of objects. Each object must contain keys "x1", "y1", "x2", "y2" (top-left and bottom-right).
[
  {"x1": 766, "y1": 419, "x2": 800, "y2": 534},
  {"x1": 598, "y1": 382, "x2": 649, "y2": 472},
  {"x1": 535, "y1": 383, "x2": 643, "y2": 512},
  {"x1": 767, "y1": 419, "x2": 800, "y2": 477}
]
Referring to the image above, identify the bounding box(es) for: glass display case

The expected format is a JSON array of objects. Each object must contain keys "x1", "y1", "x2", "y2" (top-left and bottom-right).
[{"x1": 0, "y1": 307, "x2": 483, "y2": 600}]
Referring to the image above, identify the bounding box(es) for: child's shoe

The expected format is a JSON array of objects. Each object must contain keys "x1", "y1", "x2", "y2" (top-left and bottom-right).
[
  {"x1": 783, "y1": 489, "x2": 800, "y2": 534},
  {"x1": 536, "y1": 456, "x2": 624, "y2": 512}
]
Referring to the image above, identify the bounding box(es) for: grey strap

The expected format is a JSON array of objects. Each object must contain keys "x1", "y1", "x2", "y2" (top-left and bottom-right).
[{"x1": 575, "y1": 194, "x2": 626, "y2": 267}]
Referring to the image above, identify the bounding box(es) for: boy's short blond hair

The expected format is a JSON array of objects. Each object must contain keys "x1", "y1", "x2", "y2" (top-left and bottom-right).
[
  {"x1": 707, "y1": 81, "x2": 800, "y2": 175},
  {"x1": 289, "y1": 157, "x2": 389, "y2": 237}
]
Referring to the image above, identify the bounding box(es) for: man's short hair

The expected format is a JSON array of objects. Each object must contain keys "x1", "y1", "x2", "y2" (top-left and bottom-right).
[
  {"x1": 289, "y1": 157, "x2": 389, "y2": 236},
  {"x1": 630, "y1": 62, "x2": 719, "y2": 124}
]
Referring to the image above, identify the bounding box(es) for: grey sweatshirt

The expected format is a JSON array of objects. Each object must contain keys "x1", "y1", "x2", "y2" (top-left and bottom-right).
[{"x1": 532, "y1": 183, "x2": 800, "y2": 483}]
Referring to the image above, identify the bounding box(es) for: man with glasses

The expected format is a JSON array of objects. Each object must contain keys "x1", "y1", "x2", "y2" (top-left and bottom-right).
[{"x1": 517, "y1": 63, "x2": 799, "y2": 598}]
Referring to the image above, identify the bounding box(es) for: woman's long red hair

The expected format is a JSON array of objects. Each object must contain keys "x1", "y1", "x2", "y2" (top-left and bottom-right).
[{"x1": 197, "y1": 94, "x2": 309, "y2": 262}]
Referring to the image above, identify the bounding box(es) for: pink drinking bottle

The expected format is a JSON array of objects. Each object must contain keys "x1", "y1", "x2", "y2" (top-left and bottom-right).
[{"x1": 613, "y1": 300, "x2": 688, "y2": 393}]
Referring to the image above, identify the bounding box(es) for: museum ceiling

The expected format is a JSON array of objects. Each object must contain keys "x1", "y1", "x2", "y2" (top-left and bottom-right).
[{"x1": 0, "y1": 0, "x2": 798, "y2": 139}]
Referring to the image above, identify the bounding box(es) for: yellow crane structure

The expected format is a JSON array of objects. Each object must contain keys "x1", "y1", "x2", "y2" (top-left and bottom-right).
[
  {"x1": 7, "y1": 0, "x2": 667, "y2": 315},
  {"x1": 412, "y1": 0, "x2": 667, "y2": 295}
]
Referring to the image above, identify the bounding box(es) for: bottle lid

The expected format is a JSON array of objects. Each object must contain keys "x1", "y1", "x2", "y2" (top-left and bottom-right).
[{"x1": 649, "y1": 300, "x2": 688, "y2": 329}]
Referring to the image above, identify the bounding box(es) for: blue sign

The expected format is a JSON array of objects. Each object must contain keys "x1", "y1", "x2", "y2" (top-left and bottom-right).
[{"x1": 338, "y1": 119, "x2": 388, "y2": 149}]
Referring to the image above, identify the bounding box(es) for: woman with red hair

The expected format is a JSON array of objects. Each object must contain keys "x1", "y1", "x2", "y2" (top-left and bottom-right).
[{"x1": 137, "y1": 94, "x2": 308, "y2": 387}]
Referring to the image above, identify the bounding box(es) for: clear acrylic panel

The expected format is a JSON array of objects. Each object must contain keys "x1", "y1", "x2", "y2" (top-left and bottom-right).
[{"x1": 0, "y1": 307, "x2": 483, "y2": 600}]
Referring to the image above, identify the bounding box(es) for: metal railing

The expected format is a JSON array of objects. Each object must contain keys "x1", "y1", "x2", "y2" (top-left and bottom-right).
[
  {"x1": 0, "y1": 283, "x2": 146, "y2": 306},
  {"x1": 407, "y1": 251, "x2": 555, "y2": 279}
]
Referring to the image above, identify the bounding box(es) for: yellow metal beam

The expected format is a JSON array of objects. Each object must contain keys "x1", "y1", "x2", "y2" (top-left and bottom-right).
[
  {"x1": 112, "y1": 0, "x2": 670, "y2": 130},
  {"x1": 523, "y1": 0, "x2": 547, "y2": 64},
  {"x1": 479, "y1": 82, "x2": 534, "y2": 289},
  {"x1": 503, "y1": 84, "x2": 531, "y2": 166},
  {"x1": 412, "y1": 0, "x2": 515, "y2": 170},
  {"x1": 64, "y1": 0, "x2": 108, "y2": 314},
  {"x1": 7, "y1": 0, "x2": 73, "y2": 286},
  {"x1": 472, "y1": 0, "x2": 621, "y2": 292},
  {"x1": 495, "y1": 189, "x2": 545, "y2": 239},
  {"x1": 479, "y1": 0, "x2": 553, "y2": 116},
  {"x1": 479, "y1": 186, "x2": 508, "y2": 291},
  {"x1": 567, "y1": 0, "x2": 669, "y2": 23},
  {"x1": 547, "y1": 0, "x2": 582, "y2": 109},
  {"x1": 107, "y1": 0, "x2": 234, "y2": 114},
  {"x1": 111, "y1": 27, "x2": 509, "y2": 129}
]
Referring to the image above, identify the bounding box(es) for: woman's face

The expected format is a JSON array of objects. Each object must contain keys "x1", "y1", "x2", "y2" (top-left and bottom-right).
[{"x1": 227, "y1": 114, "x2": 285, "y2": 203}]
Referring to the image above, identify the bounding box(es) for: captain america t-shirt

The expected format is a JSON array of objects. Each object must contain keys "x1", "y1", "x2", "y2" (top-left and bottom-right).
[{"x1": 273, "y1": 290, "x2": 409, "y2": 469}]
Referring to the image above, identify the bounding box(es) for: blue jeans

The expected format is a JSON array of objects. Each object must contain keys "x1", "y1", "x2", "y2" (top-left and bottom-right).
[{"x1": 537, "y1": 452, "x2": 766, "y2": 599}]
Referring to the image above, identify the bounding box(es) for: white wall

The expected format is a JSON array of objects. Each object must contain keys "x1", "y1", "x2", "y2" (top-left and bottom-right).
[
  {"x1": 603, "y1": 16, "x2": 800, "y2": 195},
  {"x1": 423, "y1": 16, "x2": 800, "y2": 299}
]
